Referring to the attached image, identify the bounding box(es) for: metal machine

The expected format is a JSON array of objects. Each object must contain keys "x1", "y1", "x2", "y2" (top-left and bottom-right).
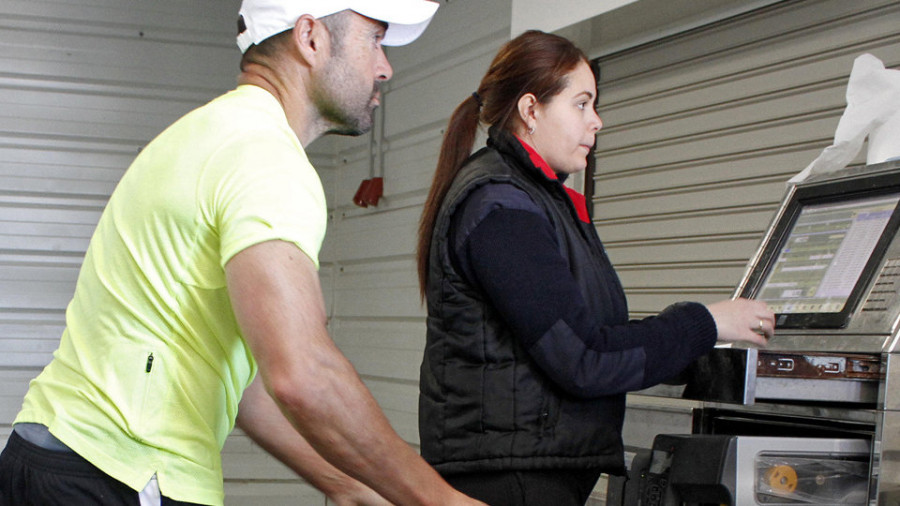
[
  {"x1": 607, "y1": 435, "x2": 870, "y2": 505},
  {"x1": 609, "y1": 160, "x2": 900, "y2": 505}
]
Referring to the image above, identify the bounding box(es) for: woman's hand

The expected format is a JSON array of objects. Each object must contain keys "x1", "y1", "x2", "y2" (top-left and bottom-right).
[{"x1": 705, "y1": 298, "x2": 774, "y2": 347}]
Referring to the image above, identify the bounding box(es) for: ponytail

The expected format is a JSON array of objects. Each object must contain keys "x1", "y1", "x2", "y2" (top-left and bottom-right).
[{"x1": 416, "y1": 93, "x2": 481, "y2": 297}]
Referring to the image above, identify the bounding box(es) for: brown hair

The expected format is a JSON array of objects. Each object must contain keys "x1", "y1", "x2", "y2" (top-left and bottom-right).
[{"x1": 416, "y1": 30, "x2": 589, "y2": 296}]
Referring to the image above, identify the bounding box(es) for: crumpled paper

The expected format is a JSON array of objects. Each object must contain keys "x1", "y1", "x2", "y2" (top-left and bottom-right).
[{"x1": 790, "y1": 54, "x2": 900, "y2": 183}]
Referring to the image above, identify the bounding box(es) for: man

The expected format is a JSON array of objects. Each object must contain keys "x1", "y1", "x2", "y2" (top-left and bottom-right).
[{"x1": 0, "y1": 2, "x2": 483, "y2": 505}]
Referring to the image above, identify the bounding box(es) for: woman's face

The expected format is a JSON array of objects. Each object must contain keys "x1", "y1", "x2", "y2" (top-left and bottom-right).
[{"x1": 525, "y1": 61, "x2": 602, "y2": 175}]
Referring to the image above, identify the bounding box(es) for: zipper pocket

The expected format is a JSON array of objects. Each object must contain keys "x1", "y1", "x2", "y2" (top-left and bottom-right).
[{"x1": 136, "y1": 351, "x2": 156, "y2": 439}]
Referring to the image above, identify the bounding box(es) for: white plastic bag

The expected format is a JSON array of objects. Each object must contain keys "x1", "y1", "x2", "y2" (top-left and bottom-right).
[{"x1": 790, "y1": 54, "x2": 900, "y2": 183}]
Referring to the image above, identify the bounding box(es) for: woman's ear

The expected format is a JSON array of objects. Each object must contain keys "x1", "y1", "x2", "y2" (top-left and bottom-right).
[{"x1": 516, "y1": 93, "x2": 538, "y2": 131}]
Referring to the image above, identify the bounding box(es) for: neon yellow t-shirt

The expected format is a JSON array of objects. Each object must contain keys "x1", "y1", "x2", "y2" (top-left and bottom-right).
[{"x1": 15, "y1": 85, "x2": 326, "y2": 505}]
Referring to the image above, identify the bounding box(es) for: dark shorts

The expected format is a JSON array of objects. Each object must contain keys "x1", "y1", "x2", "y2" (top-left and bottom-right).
[
  {"x1": 0, "y1": 431, "x2": 202, "y2": 506},
  {"x1": 443, "y1": 468, "x2": 603, "y2": 506}
]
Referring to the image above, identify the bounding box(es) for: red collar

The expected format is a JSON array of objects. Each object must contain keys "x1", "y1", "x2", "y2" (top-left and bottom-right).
[
  {"x1": 517, "y1": 135, "x2": 559, "y2": 181},
  {"x1": 515, "y1": 136, "x2": 591, "y2": 224}
]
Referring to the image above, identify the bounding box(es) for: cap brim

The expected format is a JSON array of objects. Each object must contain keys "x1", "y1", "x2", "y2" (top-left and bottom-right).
[
  {"x1": 382, "y1": 18, "x2": 434, "y2": 46},
  {"x1": 351, "y1": 0, "x2": 439, "y2": 46}
]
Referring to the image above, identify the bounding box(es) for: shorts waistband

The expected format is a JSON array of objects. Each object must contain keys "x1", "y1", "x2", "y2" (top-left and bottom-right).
[
  {"x1": 13, "y1": 422, "x2": 73, "y2": 452},
  {"x1": 5, "y1": 430, "x2": 105, "y2": 476}
]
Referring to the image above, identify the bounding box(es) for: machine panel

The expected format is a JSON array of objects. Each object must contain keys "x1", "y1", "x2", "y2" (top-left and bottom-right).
[{"x1": 618, "y1": 161, "x2": 900, "y2": 505}]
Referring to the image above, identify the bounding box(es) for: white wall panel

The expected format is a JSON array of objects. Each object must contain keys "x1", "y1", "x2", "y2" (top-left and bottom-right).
[
  {"x1": 597, "y1": 148, "x2": 819, "y2": 198},
  {"x1": 333, "y1": 260, "x2": 422, "y2": 318},
  {"x1": 599, "y1": 206, "x2": 777, "y2": 241},
  {"x1": 0, "y1": 0, "x2": 325, "y2": 502},
  {"x1": 363, "y1": 380, "x2": 422, "y2": 444},
  {"x1": 327, "y1": 208, "x2": 421, "y2": 263},
  {"x1": 335, "y1": 319, "x2": 426, "y2": 381},
  {"x1": 0, "y1": 370, "x2": 35, "y2": 423},
  {"x1": 0, "y1": 0, "x2": 243, "y2": 368},
  {"x1": 381, "y1": 130, "x2": 446, "y2": 198},
  {"x1": 383, "y1": 49, "x2": 497, "y2": 139},
  {"x1": 385, "y1": 0, "x2": 511, "y2": 80},
  {"x1": 512, "y1": 0, "x2": 636, "y2": 37}
]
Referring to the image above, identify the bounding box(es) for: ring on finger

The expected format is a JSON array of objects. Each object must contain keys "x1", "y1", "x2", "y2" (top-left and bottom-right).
[{"x1": 755, "y1": 319, "x2": 765, "y2": 335}]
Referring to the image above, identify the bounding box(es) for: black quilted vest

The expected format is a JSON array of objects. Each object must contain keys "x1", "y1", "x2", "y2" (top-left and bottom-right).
[{"x1": 419, "y1": 130, "x2": 629, "y2": 475}]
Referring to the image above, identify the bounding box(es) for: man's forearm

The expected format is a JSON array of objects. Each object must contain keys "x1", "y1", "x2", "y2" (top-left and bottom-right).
[
  {"x1": 236, "y1": 376, "x2": 386, "y2": 504},
  {"x1": 262, "y1": 333, "x2": 459, "y2": 506},
  {"x1": 226, "y1": 241, "x2": 478, "y2": 506}
]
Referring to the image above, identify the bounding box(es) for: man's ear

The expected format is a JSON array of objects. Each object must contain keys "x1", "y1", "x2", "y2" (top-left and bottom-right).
[
  {"x1": 293, "y1": 14, "x2": 328, "y2": 66},
  {"x1": 517, "y1": 93, "x2": 538, "y2": 129}
]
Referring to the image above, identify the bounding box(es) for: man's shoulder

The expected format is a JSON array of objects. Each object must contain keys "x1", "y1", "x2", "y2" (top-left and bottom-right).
[{"x1": 171, "y1": 87, "x2": 305, "y2": 164}]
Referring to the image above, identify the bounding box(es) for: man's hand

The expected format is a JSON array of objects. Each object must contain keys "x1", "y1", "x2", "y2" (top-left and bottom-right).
[{"x1": 329, "y1": 482, "x2": 392, "y2": 506}]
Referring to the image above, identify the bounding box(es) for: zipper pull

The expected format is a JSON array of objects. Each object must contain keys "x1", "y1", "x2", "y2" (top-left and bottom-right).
[{"x1": 145, "y1": 353, "x2": 154, "y2": 373}]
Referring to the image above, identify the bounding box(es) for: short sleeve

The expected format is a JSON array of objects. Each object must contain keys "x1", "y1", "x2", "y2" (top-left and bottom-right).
[{"x1": 202, "y1": 133, "x2": 327, "y2": 269}]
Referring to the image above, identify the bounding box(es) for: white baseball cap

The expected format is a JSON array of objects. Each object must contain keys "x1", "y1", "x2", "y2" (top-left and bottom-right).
[{"x1": 237, "y1": 0, "x2": 440, "y2": 53}]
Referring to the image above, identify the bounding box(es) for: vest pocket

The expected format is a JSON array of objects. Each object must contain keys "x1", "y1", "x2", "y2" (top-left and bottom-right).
[
  {"x1": 481, "y1": 363, "x2": 516, "y2": 432},
  {"x1": 538, "y1": 384, "x2": 562, "y2": 435}
]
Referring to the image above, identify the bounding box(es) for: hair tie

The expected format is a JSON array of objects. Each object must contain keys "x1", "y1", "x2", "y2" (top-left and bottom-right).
[{"x1": 471, "y1": 91, "x2": 483, "y2": 107}]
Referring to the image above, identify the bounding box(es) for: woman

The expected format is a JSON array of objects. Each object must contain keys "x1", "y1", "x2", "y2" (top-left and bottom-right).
[{"x1": 416, "y1": 30, "x2": 773, "y2": 505}]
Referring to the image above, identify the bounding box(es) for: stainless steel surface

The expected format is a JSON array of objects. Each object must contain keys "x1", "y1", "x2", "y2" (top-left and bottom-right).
[
  {"x1": 755, "y1": 376, "x2": 878, "y2": 404},
  {"x1": 622, "y1": 394, "x2": 699, "y2": 449},
  {"x1": 698, "y1": 399, "x2": 878, "y2": 425},
  {"x1": 881, "y1": 354, "x2": 900, "y2": 411},
  {"x1": 684, "y1": 161, "x2": 900, "y2": 504},
  {"x1": 872, "y1": 410, "x2": 900, "y2": 505},
  {"x1": 732, "y1": 437, "x2": 870, "y2": 505}
]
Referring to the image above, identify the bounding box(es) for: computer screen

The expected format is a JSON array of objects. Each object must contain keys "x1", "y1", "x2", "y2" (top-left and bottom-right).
[
  {"x1": 757, "y1": 195, "x2": 900, "y2": 314},
  {"x1": 744, "y1": 172, "x2": 900, "y2": 329}
]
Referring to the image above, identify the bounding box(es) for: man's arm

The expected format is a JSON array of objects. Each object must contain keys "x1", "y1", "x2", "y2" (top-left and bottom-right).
[
  {"x1": 236, "y1": 376, "x2": 388, "y2": 505},
  {"x1": 226, "y1": 240, "x2": 478, "y2": 506}
]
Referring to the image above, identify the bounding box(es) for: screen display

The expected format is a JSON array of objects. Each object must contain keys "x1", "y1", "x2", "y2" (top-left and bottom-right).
[{"x1": 757, "y1": 194, "x2": 900, "y2": 314}]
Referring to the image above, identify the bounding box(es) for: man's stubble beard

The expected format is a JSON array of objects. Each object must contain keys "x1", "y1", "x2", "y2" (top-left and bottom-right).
[{"x1": 313, "y1": 55, "x2": 379, "y2": 137}]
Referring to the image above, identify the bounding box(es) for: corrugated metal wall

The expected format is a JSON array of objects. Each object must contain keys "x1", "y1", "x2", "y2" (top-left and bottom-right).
[
  {"x1": 0, "y1": 1, "x2": 237, "y2": 393},
  {"x1": 0, "y1": 0, "x2": 240, "y2": 366},
  {"x1": 321, "y1": 0, "x2": 513, "y2": 448},
  {"x1": 589, "y1": 0, "x2": 900, "y2": 451},
  {"x1": 594, "y1": 0, "x2": 899, "y2": 316}
]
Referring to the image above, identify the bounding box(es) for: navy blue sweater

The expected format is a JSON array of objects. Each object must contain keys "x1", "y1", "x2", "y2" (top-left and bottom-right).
[{"x1": 449, "y1": 182, "x2": 716, "y2": 396}]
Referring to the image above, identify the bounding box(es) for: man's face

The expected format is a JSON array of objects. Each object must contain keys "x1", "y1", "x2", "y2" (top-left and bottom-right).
[{"x1": 312, "y1": 12, "x2": 393, "y2": 136}]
